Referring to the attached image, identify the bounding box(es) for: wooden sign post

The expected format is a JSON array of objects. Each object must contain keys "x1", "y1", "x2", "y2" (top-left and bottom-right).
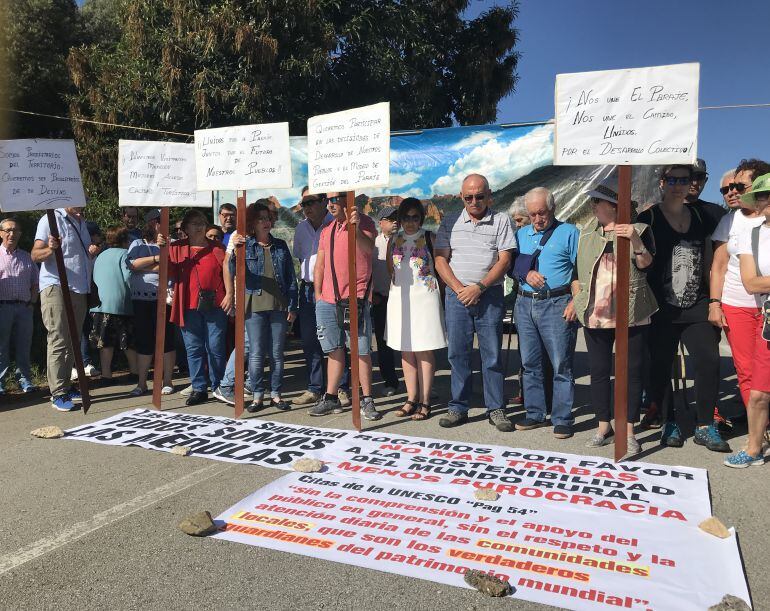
[
  {"x1": 554, "y1": 63, "x2": 699, "y2": 461},
  {"x1": 118, "y1": 139, "x2": 211, "y2": 409},
  {"x1": 346, "y1": 190, "x2": 362, "y2": 430},
  {"x1": 233, "y1": 190, "x2": 247, "y2": 418}
]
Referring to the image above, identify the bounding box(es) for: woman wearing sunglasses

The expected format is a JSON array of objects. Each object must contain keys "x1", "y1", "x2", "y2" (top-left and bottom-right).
[
  {"x1": 710, "y1": 159, "x2": 770, "y2": 423},
  {"x1": 637, "y1": 164, "x2": 730, "y2": 452},
  {"x1": 386, "y1": 197, "x2": 447, "y2": 420}
]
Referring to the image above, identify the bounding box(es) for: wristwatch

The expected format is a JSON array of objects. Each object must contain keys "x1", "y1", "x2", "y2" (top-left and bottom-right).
[
  {"x1": 633, "y1": 246, "x2": 647, "y2": 256},
  {"x1": 476, "y1": 281, "x2": 487, "y2": 292}
]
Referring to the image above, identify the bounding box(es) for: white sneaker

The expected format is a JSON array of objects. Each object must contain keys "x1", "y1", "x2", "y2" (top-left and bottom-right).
[
  {"x1": 161, "y1": 385, "x2": 174, "y2": 395},
  {"x1": 84, "y1": 364, "x2": 100, "y2": 377},
  {"x1": 181, "y1": 384, "x2": 194, "y2": 397}
]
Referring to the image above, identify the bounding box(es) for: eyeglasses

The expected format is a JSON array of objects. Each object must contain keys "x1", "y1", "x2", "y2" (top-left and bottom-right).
[
  {"x1": 463, "y1": 193, "x2": 487, "y2": 203},
  {"x1": 401, "y1": 214, "x2": 421, "y2": 222},
  {"x1": 0, "y1": 227, "x2": 19, "y2": 233},
  {"x1": 719, "y1": 182, "x2": 750, "y2": 195},
  {"x1": 326, "y1": 196, "x2": 344, "y2": 205},
  {"x1": 301, "y1": 198, "x2": 322, "y2": 206},
  {"x1": 664, "y1": 176, "x2": 691, "y2": 186}
]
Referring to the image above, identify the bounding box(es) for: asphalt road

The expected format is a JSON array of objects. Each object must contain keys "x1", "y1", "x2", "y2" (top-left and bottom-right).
[{"x1": 0, "y1": 335, "x2": 766, "y2": 611}]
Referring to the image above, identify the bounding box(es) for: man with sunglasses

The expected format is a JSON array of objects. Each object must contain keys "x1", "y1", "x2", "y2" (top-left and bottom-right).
[
  {"x1": 291, "y1": 189, "x2": 351, "y2": 407},
  {"x1": 434, "y1": 174, "x2": 517, "y2": 432}
]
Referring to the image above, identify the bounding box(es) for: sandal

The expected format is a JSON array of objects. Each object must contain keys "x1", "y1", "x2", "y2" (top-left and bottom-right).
[
  {"x1": 411, "y1": 403, "x2": 431, "y2": 421},
  {"x1": 394, "y1": 400, "x2": 418, "y2": 417}
]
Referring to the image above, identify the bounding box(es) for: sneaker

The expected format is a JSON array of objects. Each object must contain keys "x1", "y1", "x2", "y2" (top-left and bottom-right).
[
  {"x1": 661, "y1": 422, "x2": 683, "y2": 447},
  {"x1": 19, "y1": 379, "x2": 37, "y2": 393},
  {"x1": 310, "y1": 396, "x2": 342, "y2": 417},
  {"x1": 66, "y1": 389, "x2": 82, "y2": 403},
  {"x1": 694, "y1": 424, "x2": 731, "y2": 453},
  {"x1": 84, "y1": 364, "x2": 100, "y2": 377},
  {"x1": 337, "y1": 389, "x2": 352, "y2": 408},
  {"x1": 640, "y1": 404, "x2": 662, "y2": 429},
  {"x1": 246, "y1": 395, "x2": 264, "y2": 413},
  {"x1": 380, "y1": 385, "x2": 398, "y2": 398},
  {"x1": 181, "y1": 384, "x2": 194, "y2": 397},
  {"x1": 128, "y1": 386, "x2": 147, "y2": 397},
  {"x1": 553, "y1": 425, "x2": 573, "y2": 439},
  {"x1": 244, "y1": 385, "x2": 253, "y2": 398},
  {"x1": 724, "y1": 450, "x2": 765, "y2": 469},
  {"x1": 161, "y1": 385, "x2": 174, "y2": 395},
  {"x1": 515, "y1": 417, "x2": 547, "y2": 431},
  {"x1": 213, "y1": 387, "x2": 235, "y2": 406},
  {"x1": 625, "y1": 437, "x2": 642, "y2": 457},
  {"x1": 51, "y1": 395, "x2": 75, "y2": 412},
  {"x1": 586, "y1": 429, "x2": 613, "y2": 448},
  {"x1": 293, "y1": 390, "x2": 321, "y2": 406},
  {"x1": 362, "y1": 397, "x2": 382, "y2": 421},
  {"x1": 439, "y1": 411, "x2": 468, "y2": 428},
  {"x1": 271, "y1": 398, "x2": 291, "y2": 412},
  {"x1": 488, "y1": 409, "x2": 513, "y2": 432}
]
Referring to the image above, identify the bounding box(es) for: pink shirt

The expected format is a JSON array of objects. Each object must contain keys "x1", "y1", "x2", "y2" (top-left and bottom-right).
[
  {"x1": 0, "y1": 245, "x2": 38, "y2": 302},
  {"x1": 318, "y1": 214, "x2": 376, "y2": 304}
]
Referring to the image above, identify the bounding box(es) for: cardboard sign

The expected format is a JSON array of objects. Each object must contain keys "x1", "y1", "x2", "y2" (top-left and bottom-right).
[
  {"x1": 118, "y1": 140, "x2": 209, "y2": 207},
  {"x1": 307, "y1": 102, "x2": 390, "y2": 194},
  {"x1": 554, "y1": 63, "x2": 699, "y2": 166},
  {"x1": 0, "y1": 139, "x2": 86, "y2": 212},
  {"x1": 194, "y1": 123, "x2": 292, "y2": 191}
]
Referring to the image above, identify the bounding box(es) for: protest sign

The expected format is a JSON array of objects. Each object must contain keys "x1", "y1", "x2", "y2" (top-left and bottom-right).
[
  {"x1": 193, "y1": 123, "x2": 292, "y2": 192},
  {"x1": 118, "y1": 140, "x2": 209, "y2": 207},
  {"x1": 64, "y1": 409, "x2": 711, "y2": 524},
  {"x1": 554, "y1": 62, "x2": 699, "y2": 166},
  {"x1": 0, "y1": 139, "x2": 86, "y2": 212},
  {"x1": 306, "y1": 102, "x2": 390, "y2": 194},
  {"x1": 213, "y1": 471, "x2": 749, "y2": 611}
]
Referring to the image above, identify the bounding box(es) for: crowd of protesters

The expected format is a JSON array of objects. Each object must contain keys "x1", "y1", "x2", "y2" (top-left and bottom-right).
[{"x1": 1, "y1": 158, "x2": 769, "y2": 468}]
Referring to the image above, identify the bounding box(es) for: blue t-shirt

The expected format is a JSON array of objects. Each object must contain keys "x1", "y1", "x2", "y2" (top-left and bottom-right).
[
  {"x1": 222, "y1": 231, "x2": 233, "y2": 247},
  {"x1": 126, "y1": 239, "x2": 161, "y2": 300},
  {"x1": 515, "y1": 221, "x2": 579, "y2": 292}
]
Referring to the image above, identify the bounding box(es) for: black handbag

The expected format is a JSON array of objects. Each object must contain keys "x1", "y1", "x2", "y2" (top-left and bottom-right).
[{"x1": 510, "y1": 220, "x2": 561, "y2": 283}]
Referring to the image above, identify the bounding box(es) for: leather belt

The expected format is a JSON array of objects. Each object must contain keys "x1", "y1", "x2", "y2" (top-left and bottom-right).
[{"x1": 517, "y1": 285, "x2": 571, "y2": 300}]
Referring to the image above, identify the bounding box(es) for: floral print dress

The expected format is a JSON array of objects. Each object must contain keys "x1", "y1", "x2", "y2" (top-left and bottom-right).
[{"x1": 386, "y1": 229, "x2": 447, "y2": 351}]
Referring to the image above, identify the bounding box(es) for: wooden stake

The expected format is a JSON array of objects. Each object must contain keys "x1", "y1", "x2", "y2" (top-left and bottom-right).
[
  {"x1": 233, "y1": 191, "x2": 247, "y2": 418},
  {"x1": 614, "y1": 165, "x2": 632, "y2": 461},
  {"x1": 46, "y1": 210, "x2": 91, "y2": 414},
  {"x1": 346, "y1": 191, "x2": 361, "y2": 431},
  {"x1": 151, "y1": 208, "x2": 170, "y2": 409}
]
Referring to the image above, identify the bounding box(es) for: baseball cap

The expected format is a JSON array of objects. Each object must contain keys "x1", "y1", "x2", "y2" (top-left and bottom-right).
[
  {"x1": 377, "y1": 206, "x2": 398, "y2": 220},
  {"x1": 144, "y1": 208, "x2": 161, "y2": 223}
]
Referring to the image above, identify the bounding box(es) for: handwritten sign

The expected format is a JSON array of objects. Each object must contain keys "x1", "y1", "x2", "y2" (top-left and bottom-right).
[
  {"x1": 118, "y1": 140, "x2": 209, "y2": 207},
  {"x1": 307, "y1": 102, "x2": 390, "y2": 194},
  {"x1": 194, "y1": 123, "x2": 292, "y2": 191},
  {"x1": 0, "y1": 139, "x2": 86, "y2": 212},
  {"x1": 554, "y1": 63, "x2": 699, "y2": 166}
]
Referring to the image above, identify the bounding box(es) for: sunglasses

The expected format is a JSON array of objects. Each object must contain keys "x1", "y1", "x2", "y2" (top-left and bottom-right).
[
  {"x1": 326, "y1": 196, "x2": 344, "y2": 205},
  {"x1": 754, "y1": 192, "x2": 770, "y2": 201},
  {"x1": 719, "y1": 183, "x2": 750, "y2": 195},
  {"x1": 664, "y1": 176, "x2": 690, "y2": 186},
  {"x1": 301, "y1": 198, "x2": 322, "y2": 206},
  {"x1": 401, "y1": 214, "x2": 421, "y2": 222},
  {"x1": 463, "y1": 193, "x2": 487, "y2": 203}
]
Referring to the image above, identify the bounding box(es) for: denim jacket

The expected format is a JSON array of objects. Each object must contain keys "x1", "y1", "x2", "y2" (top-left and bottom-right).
[{"x1": 228, "y1": 235, "x2": 298, "y2": 312}]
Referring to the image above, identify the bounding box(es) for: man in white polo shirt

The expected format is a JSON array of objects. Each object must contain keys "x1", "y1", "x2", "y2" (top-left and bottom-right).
[{"x1": 433, "y1": 173, "x2": 516, "y2": 431}]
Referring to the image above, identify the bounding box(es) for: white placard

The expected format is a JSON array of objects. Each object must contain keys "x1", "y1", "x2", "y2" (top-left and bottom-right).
[
  {"x1": 194, "y1": 123, "x2": 292, "y2": 191},
  {"x1": 307, "y1": 102, "x2": 390, "y2": 194},
  {"x1": 118, "y1": 140, "x2": 209, "y2": 207},
  {"x1": 0, "y1": 139, "x2": 86, "y2": 212},
  {"x1": 554, "y1": 63, "x2": 699, "y2": 166}
]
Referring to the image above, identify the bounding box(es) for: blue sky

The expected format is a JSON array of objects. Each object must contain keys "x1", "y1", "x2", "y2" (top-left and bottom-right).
[{"x1": 465, "y1": 0, "x2": 770, "y2": 203}]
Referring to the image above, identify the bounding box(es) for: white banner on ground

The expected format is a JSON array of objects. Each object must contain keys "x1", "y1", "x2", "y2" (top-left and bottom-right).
[
  {"x1": 194, "y1": 123, "x2": 292, "y2": 191},
  {"x1": 0, "y1": 139, "x2": 86, "y2": 212},
  {"x1": 306, "y1": 102, "x2": 390, "y2": 194},
  {"x1": 554, "y1": 63, "x2": 699, "y2": 166},
  {"x1": 65, "y1": 410, "x2": 710, "y2": 523},
  {"x1": 118, "y1": 140, "x2": 210, "y2": 207},
  {"x1": 213, "y1": 471, "x2": 749, "y2": 611}
]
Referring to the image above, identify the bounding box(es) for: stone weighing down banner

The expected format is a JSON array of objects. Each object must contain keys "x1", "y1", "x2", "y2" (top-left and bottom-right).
[
  {"x1": 554, "y1": 63, "x2": 699, "y2": 166},
  {"x1": 65, "y1": 409, "x2": 711, "y2": 524},
  {"x1": 213, "y1": 471, "x2": 749, "y2": 611},
  {"x1": 0, "y1": 139, "x2": 86, "y2": 212}
]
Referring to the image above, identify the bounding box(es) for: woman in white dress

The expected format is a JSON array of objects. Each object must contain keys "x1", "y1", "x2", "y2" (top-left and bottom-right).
[{"x1": 386, "y1": 198, "x2": 447, "y2": 420}]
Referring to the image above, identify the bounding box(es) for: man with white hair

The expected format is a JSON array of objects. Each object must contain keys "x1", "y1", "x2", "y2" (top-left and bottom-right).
[{"x1": 511, "y1": 187, "x2": 580, "y2": 439}]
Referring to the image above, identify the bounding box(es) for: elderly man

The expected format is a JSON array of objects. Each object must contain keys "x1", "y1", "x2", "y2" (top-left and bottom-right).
[
  {"x1": 434, "y1": 174, "x2": 516, "y2": 431},
  {"x1": 310, "y1": 192, "x2": 380, "y2": 420},
  {"x1": 0, "y1": 218, "x2": 39, "y2": 394},
  {"x1": 32, "y1": 207, "x2": 98, "y2": 411},
  {"x1": 218, "y1": 203, "x2": 237, "y2": 247},
  {"x1": 512, "y1": 187, "x2": 580, "y2": 439},
  {"x1": 122, "y1": 206, "x2": 142, "y2": 242}
]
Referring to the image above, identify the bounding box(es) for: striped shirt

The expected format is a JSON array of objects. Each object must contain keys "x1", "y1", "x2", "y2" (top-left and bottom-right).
[
  {"x1": 435, "y1": 207, "x2": 517, "y2": 285},
  {"x1": 0, "y1": 244, "x2": 38, "y2": 302}
]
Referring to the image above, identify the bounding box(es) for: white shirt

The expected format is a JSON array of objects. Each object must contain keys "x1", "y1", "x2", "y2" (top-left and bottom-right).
[
  {"x1": 34, "y1": 209, "x2": 92, "y2": 294},
  {"x1": 712, "y1": 210, "x2": 765, "y2": 307},
  {"x1": 737, "y1": 222, "x2": 770, "y2": 304},
  {"x1": 292, "y1": 213, "x2": 333, "y2": 282}
]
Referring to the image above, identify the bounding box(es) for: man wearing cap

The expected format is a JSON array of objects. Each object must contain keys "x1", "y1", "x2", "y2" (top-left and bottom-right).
[
  {"x1": 434, "y1": 173, "x2": 517, "y2": 432},
  {"x1": 0, "y1": 217, "x2": 39, "y2": 394},
  {"x1": 292, "y1": 190, "x2": 351, "y2": 407},
  {"x1": 371, "y1": 205, "x2": 400, "y2": 396},
  {"x1": 512, "y1": 187, "x2": 580, "y2": 439},
  {"x1": 686, "y1": 158, "x2": 727, "y2": 228}
]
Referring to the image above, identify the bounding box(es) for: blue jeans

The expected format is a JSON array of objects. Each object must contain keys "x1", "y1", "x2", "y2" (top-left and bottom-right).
[
  {"x1": 180, "y1": 308, "x2": 228, "y2": 392},
  {"x1": 515, "y1": 294, "x2": 577, "y2": 426},
  {"x1": 445, "y1": 285, "x2": 505, "y2": 414},
  {"x1": 245, "y1": 310, "x2": 288, "y2": 398},
  {"x1": 220, "y1": 328, "x2": 250, "y2": 391},
  {"x1": 299, "y1": 283, "x2": 325, "y2": 394},
  {"x1": 0, "y1": 302, "x2": 34, "y2": 386}
]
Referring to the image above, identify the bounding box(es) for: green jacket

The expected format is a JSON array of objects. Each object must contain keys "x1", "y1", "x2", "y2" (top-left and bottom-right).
[{"x1": 573, "y1": 217, "x2": 658, "y2": 326}]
